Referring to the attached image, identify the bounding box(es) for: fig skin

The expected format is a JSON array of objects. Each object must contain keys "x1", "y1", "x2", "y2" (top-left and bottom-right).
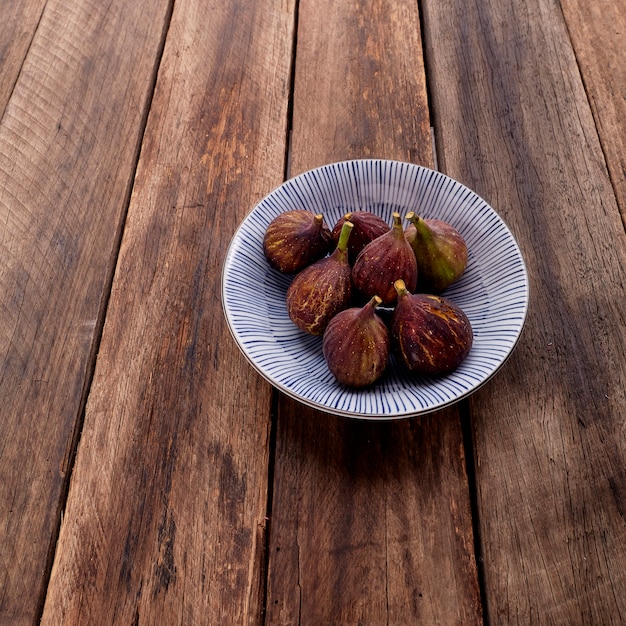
[
  {"x1": 331, "y1": 211, "x2": 389, "y2": 264},
  {"x1": 352, "y1": 212, "x2": 417, "y2": 306},
  {"x1": 391, "y1": 279, "x2": 473, "y2": 376},
  {"x1": 323, "y1": 295, "x2": 389, "y2": 387},
  {"x1": 286, "y1": 221, "x2": 354, "y2": 336},
  {"x1": 263, "y1": 209, "x2": 332, "y2": 273},
  {"x1": 404, "y1": 212, "x2": 468, "y2": 293}
]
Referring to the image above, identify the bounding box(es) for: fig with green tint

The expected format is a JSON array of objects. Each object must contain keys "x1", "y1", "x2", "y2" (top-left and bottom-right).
[{"x1": 404, "y1": 212, "x2": 467, "y2": 293}]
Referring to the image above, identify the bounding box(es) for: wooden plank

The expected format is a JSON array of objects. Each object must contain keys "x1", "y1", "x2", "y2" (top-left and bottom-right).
[
  {"x1": 40, "y1": 0, "x2": 295, "y2": 624},
  {"x1": 561, "y1": 0, "x2": 626, "y2": 220},
  {"x1": 0, "y1": 1, "x2": 172, "y2": 624},
  {"x1": 0, "y1": 0, "x2": 46, "y2": 115},
  {"x1": 267, "y1": 405, "x2": 482, "y2": 624},
  {"x1": 265, "y1": 0, "x2": 483, "y2": 623},
  {"x1": 288, "y1": 0, "x2": 432, "y2": 172},
  {"x1": 422, "y1": 0, "x2": 626, "y2": 622}
]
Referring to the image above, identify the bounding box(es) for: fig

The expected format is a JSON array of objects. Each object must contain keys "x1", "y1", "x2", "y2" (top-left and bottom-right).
[
  {"x1": 404, "y1": 212, "x2": 468, "y2": 293},
  {"x1": 331, "y1": 211, "x2": 389, "y2": 264},
  {"x1": 286, "y1": 221, "x2": 354, "y2": 335},
  {"x1": 391, "y1": 279, "x2": 473, "y2": 376},
  {"x1": 263, "y1": 209, "x2": 332, "y2": 273},
  {"x1": 352, "y1": 212, "x2": 417, "y2": 306},
  {"x1": 323, "y1": 295, "x2": 390, "y2": 387}
]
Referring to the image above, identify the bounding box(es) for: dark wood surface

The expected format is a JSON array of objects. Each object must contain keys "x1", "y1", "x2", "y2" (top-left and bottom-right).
[
  {"x1": 0, "y1": 1, "x2": 172, "y2": 622},
  {"x1": 1, "y1": 0, "x2": 624, "y2": 624},
  {"x1": 423, "y1": 0, "x2": 626, "y2": 622}
]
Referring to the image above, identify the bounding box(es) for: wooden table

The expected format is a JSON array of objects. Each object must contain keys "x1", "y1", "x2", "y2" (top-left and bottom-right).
[{"x1": 1, "y1": 0, "x2": 625, "y2": 623}]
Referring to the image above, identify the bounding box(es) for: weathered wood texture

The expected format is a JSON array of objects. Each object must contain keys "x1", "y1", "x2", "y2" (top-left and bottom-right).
[
  {"x1": 561, "y1": 0, "x2": 626, "y2": 221},
  {"x1": 288, "y1": 0, "x2": 432, "y2": 173},
  {"x1": 40, "y1": 0, "x2": 295, "y2": 624},
  {"x1": 267, "y1": 404, "x2": 482, "y2": 625},
  {"x1": 266, "y1": 0, "x2": 482, "y2": 624},
  {"x1": 0, "y1": 1, "x2": 172, "y2": 624},
  {"x1": 423, "y1": 0, "x2": 626, "y2": 622},
  {"x1": 0, "y1": 0, "x2": 47, "y2": 115}
]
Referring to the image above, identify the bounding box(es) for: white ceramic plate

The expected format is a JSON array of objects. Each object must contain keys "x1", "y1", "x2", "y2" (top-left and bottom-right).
[{"x1": 222, "y1": 159, "x2": 529, "y2": 419}]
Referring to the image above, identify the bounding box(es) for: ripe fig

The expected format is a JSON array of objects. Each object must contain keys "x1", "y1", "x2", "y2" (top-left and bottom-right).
[
  {"x1": 263, "y1": 209, "x2": 332, "y2": 273},
  {"x1": 323, "y1": 295, "x2": 390, "y2": 387},
  {"x1": 391, "y1": 279, "x2": 473, "y2": 376},
  {"x1": 352, "y1": 212, "x2": 417, "y2": 306},
  {"x1": 286, "y1": 221, "x2": 354, "y2": 335},
  {"x1": 404, "y1": 212, "x2": 468, "y2": 293},
  {"x1": 331, "y1": 211, "x2": 389, "y2": 264}
]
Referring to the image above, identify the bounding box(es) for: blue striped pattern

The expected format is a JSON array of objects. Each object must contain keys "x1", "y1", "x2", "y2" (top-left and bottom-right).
[{"x1": 221, "y1": 159, "x2": 529, "y2": 419}]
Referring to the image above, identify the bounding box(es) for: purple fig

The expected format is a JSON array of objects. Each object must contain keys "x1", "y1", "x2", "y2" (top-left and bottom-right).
[
  {"x1": 331, "y1": 211, "x2": 389, "y2": 264},
  {"x1": 286, "y1": 221, "x2": 354, "y2": 335},
  {"x1": 322, "y1": 295, "x2": 390, "y2": 387},
  {"x1": 404, "y1": 212, "x2": 468, "y2": 293},
  {"x1": 391, "y1": 279, "x2": 473, "y2": 376},
  {"x1": 263, "y1": 209, "x2": 332, "y2": 273},
  {"x1": 352, "y1": 212, "x2": 417, "y2": 306}
]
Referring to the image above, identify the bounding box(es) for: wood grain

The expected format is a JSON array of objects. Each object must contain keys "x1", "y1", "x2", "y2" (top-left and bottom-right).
[
  {"x1": 422, "y1": 0, "x2": 626, "y2": 622},
  {"x1": 0, "y1": 0, "x2": 46, "y2": 116},
  {"x1": 561, "y1": 0, "x2": 626, "y2": 221},
  {"x1": 266, "y1": 0, "x2": 482, "y2": 623},
  {"x1": 0, "y1": 1, "x2": 172, "y2": 624},
  {"x1": 288, "y1": 0, "x2": 432, "y2": 174},
  {"x1": 267, "y1": 404, "x2": 482, "y2": 625},
  {"x1": 40, "y1": 0, "x2": 295, "y2": 624}
]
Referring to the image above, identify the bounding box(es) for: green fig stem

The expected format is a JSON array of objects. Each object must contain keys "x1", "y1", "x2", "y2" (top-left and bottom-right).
[
  {"x1": 313, "y1": 214, "x2": 324, "y2": 227},
  {"x1": 394, "y1": 279, "x2": 409, "y2": 298},
  {"x1": 405, "y1": 211, "x2": 431, "y2": 239},
  {"x1": 368, "y1": 295, "x2": 383, "y2": 309},
  {"x1": 336, "y1": 220, "x2": 354, "y2": 253}
]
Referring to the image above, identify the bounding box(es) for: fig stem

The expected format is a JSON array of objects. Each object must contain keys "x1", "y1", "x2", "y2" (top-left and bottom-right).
[
  {"x1": 336, "y1": 220, "x2": 354, "y2": 253},
  {"x1": 405, "y1": 211, "x2": 425, "y2": 227},
  {"x1": 369, "y1": 295, "x2": 383, "y2": 309},
  {"x1": 313, "y1": 214, "x2": 324, "y2": 226},
  {"x1": 405, "y1": 211, "x2": 429, "y2": 235},
  {"x1": 394, "y1": 279, "x2": 408, "y2": 297},
  {"x1": 391, "y1": 212, "x2": 405, "y2": 239}
]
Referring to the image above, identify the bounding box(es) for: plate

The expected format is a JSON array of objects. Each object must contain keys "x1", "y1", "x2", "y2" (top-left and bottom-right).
[{"x1": 221, "y1": 159, "x2": 529, "y2": 419}]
